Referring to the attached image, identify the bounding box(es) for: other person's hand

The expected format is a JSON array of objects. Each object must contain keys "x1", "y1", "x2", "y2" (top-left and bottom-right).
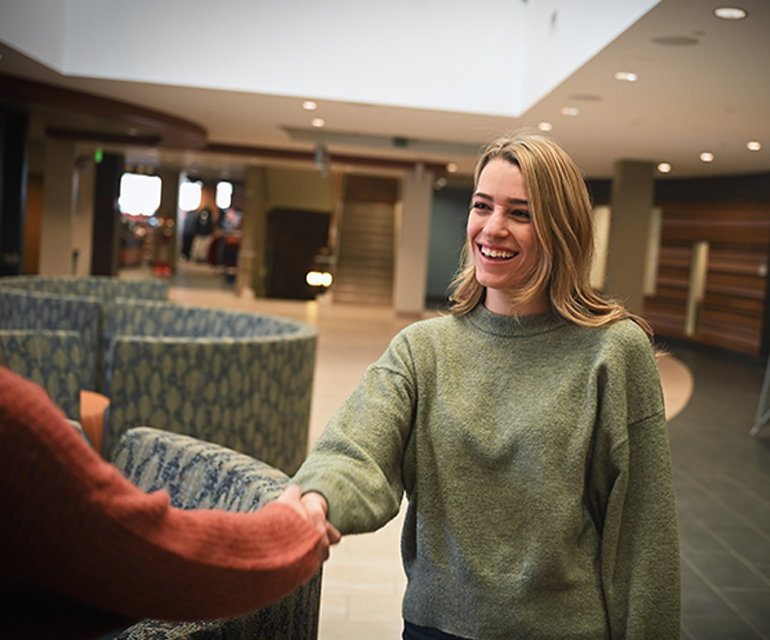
[{"x1": 277, "y1": 485, "x2": 340, "y2": 561}]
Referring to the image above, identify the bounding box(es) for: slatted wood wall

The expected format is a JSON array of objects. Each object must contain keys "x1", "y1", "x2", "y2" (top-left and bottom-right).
[{"x1": 643, "y1": 202, "x2": 770, "y2": 355}]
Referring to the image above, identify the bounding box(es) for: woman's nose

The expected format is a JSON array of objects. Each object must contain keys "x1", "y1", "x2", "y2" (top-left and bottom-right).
[{"x1": 485, "y1": 210, "x2": 508, "y2": 236}]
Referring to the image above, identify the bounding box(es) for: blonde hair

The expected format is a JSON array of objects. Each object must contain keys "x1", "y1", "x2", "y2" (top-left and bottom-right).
[{"x1": 450, "y1": 130, "x2": 651, "y2": 336}]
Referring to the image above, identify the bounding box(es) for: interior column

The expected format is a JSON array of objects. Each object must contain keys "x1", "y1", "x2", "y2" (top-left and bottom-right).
[
  {"x1": 39, "y1": 139, "x2": 78, "y2": 275},
  {"x1": 0, "y1": 109, "x2": 30, "y2": 276},
  {"x1": 604, "y1": 160, "x2": 656, "y2": 315},
  {"x1": 394, "y1": 165, "x2": 434, "y2": 316},
  {"x1": 90, "y1": 151, "x2": 124, "y2": 276},
  {"x1": 155, "y1": 167, "x2": 180, "y2": 273},
  {"x1": 241, "y1": 165, "x2": 268, "y2": 297}
]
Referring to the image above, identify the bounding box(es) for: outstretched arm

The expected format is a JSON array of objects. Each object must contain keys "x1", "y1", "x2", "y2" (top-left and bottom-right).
[
  {"x1": 292, "y1": 335, "x2": 418, "y2": 535},
  {"x1": 0, "y1": 367, "x2": 328, "y2": 634}
]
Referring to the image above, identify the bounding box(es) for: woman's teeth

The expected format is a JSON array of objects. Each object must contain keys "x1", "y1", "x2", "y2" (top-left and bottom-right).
[{"x1": 481, "y1": 246, "x2": 516, "y2": 259}]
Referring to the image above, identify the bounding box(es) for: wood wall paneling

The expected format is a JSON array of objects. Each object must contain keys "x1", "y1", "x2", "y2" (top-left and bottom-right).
[{"x1": 643, "y1": 202, "x2": 770, "y2": 356}]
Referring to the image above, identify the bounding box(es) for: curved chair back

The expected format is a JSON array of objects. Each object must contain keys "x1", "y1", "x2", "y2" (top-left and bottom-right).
[
  {"x1": 103, "y1": 300, "x2": 318, "y2": 474},
  {"x1": 0, "y1": 329, "x2": 85, "y2": 420},
  {"x1": 112, "y1": 427, "x2": 322, "y2": 640}
]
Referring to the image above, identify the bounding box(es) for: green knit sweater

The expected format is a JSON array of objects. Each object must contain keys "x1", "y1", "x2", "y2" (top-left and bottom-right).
[{"x1": 293, "y1": 305, "x2": 680, "y2": 639}]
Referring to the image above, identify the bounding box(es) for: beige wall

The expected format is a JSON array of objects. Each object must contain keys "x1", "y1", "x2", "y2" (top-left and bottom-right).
[
  {"x1": 264, "y1": 167, "x2": 334, "y2": 212},
  {"x1": 39, "y1": 139, "x2": 77, "y2": 275}
]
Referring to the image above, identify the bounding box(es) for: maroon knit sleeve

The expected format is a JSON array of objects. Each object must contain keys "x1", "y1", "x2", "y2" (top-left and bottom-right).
[{"x1": 0, "y1": 367, "x2": 322, "y2": 629}]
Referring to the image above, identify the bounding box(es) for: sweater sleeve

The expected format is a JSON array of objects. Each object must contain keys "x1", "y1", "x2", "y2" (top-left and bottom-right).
[
  {"x1": 588, "y1": 333, "x2": 681, "y2": 639},
  {"x1": 292, "y1": 333, "x2": 416, "y2": 534},
  {"x1": 598, "y1": 412, "x2": 681, "y2": 639},
  {"x1": 0, "y1": 367, "x2": 322, "y2": 627}
]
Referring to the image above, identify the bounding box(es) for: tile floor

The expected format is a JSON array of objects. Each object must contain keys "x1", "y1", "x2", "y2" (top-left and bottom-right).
[
  {"x1": 659, "y1": 338, "x2": 770, "y2": 640},
  {"x1": 130, "y1": 262, "x2": 770, "y2": 639}
]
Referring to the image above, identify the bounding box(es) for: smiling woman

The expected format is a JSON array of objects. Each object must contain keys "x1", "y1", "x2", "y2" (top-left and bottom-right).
[{"x1": 291, "y1": 131, "x2": 681, "y2": 640}]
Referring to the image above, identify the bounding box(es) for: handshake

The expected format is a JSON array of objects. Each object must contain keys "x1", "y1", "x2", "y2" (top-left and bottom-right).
[{"x1": 277, "y1": 485, "x2": 341, "y2": 563}]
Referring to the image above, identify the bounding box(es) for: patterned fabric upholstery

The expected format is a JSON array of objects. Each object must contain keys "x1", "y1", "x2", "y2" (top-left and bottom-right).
[
  {"x1": 103, "y1": 300, "x2": 318, "y2": 474},
  {"x1": 0, "y1": 277, "x2": 317, "y2": 473},
  {"x1": 0, "y1": 275, "x2": 169, "y2": 301},
  {"x1": 0, "y1": 329, "x2": 85, "y2": 420},
  {"x1": 107, "y1": 298, "x2": 305, "y2": 340},
  {"x1": 0, "y1": 276, "x2": 169, "y2": 394},
  {"x1": 111, "y1": 427, "x2": 322, "y2": 640},
  {"x1": 0, "y1": 288, "x2": 102, "y2": 392}
]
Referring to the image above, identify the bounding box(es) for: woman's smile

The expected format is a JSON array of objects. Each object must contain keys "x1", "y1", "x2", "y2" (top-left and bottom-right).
[{"x1": 478, "y1": 244, "x2": 518, "y2": 260}]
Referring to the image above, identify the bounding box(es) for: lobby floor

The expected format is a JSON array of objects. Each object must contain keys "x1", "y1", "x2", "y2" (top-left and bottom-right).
[{"x1": 130, "y1": 262, "x2": 770, "y2": 639}]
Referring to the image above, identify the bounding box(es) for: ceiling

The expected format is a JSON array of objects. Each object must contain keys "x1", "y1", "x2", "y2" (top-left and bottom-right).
[{"x1": 1, "y1": 0, "x2": 768, "y2": 184}]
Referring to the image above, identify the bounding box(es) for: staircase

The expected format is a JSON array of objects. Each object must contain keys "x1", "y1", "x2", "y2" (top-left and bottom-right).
[{"x1": 332, "y1": 201, "x2": 394, "y2": 306}]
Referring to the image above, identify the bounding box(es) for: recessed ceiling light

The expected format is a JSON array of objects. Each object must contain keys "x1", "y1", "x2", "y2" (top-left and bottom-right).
[
  {"x1": 446, "y1": 163, "x2": 458, "y2": 173},
  {"x1": 657, "y1": 162, "x2": 672, "y2": 174},
  {"x1": 700, "y1": 152, "x2": 714, "y2": 163},
  {"x1": 567, "y1": 93, "x2": 601, "y2": 102},
  {"x1": 714, "y1": 7, "x2": 747, "y2": 20},
  {"x1": 747, "y1": 141, "x2": 762, "y2": 151},
  {"x1": 651, "y1": 35, "x2": 700, "y2": 46},
  {"x1": 538, "y1": 122, "x2": 553, "y2": 132},
  {"x1": 614, "y1": 71, "x2": 638, "y2": 82},
  {"x1": 560, "y1": 107, "x2": 579, "y2": 116},
  {"x1": 311, "y1": 118, "x2": 326, "y2": 128},
  {"x1": 302, "y1": 100, "x2": 318, "y2": 111}
]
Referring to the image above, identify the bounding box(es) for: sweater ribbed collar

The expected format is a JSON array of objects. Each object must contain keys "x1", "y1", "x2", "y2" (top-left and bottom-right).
[{"x1": 466, "y1": 303, "x2": 566, "y2": 338}]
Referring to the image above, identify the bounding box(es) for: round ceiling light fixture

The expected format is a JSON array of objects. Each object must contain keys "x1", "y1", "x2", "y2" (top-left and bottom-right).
[
  {"x1": 302, "y1": 100, "x2": 318, "y2": 111},
  {"x1": 747, "y1": 141, "x2": 762, "y2": 151},
  {"x1": 311, "y1": 118, "x2": 326, "y2": 128},
  {"x1": 713, "y1": 7, "x2": 747, "y2": 20},
  {"x1": 657, "y1": 162, "x2": 672, "y2": 174},
  {"x1": 700, "y1": 152, "x2": 715, "y2": 163},
  {"x1": 614, "y1": 71, "x2": 638, "y2": 82},
  {"x1": 560, "y1": 107, "x2": 579, "y2": 116},
  {"x1": 538, "y1": 121, "x2": 553, "y2": 132}
]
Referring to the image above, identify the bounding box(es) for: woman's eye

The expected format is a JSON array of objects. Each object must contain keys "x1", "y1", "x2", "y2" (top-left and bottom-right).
[
  {"x1": 472, "y1": 201, "x2": 490, "y2": 212},
  {"x1": 512, "y1": 208, "x2": 531, "y2": 219}
]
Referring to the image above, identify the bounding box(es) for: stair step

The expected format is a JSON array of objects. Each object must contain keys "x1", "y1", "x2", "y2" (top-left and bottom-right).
[{"x1": 334, "y1": 199, "x2": 396, "y2": 306}]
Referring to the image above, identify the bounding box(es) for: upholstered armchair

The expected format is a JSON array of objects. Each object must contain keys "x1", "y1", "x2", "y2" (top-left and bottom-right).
[
  {"x1": 110, "y1": 427, "x2": 322, "y2": 640},
  {"x1": 0, "y1": 275, "x2": 169, "y2": 394},
  {"x1": 0, "y1": 288, "x2": 102, "y2": 392},
  {"x1": 103, "y1": 299, "x2": 318, "y2": 474},
  {"x1": 0, "y1": 329, "x2": 85, "y2": 421}
]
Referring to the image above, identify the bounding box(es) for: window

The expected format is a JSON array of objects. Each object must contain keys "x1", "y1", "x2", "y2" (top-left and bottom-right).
[
  {"x1": 216, "y1": 181, "x2": 233, "y2": 210},
  {"x1": 119, "y1": 174, "x2": 162, "y2": 216},
  {"x1": 179, "y1": 180, "x2": 203, "y2": 212}
]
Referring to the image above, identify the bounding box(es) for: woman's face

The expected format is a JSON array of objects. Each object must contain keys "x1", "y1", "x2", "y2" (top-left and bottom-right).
[{"x1": 467, "y1": 158, "x2": 548, "y2": 316}]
